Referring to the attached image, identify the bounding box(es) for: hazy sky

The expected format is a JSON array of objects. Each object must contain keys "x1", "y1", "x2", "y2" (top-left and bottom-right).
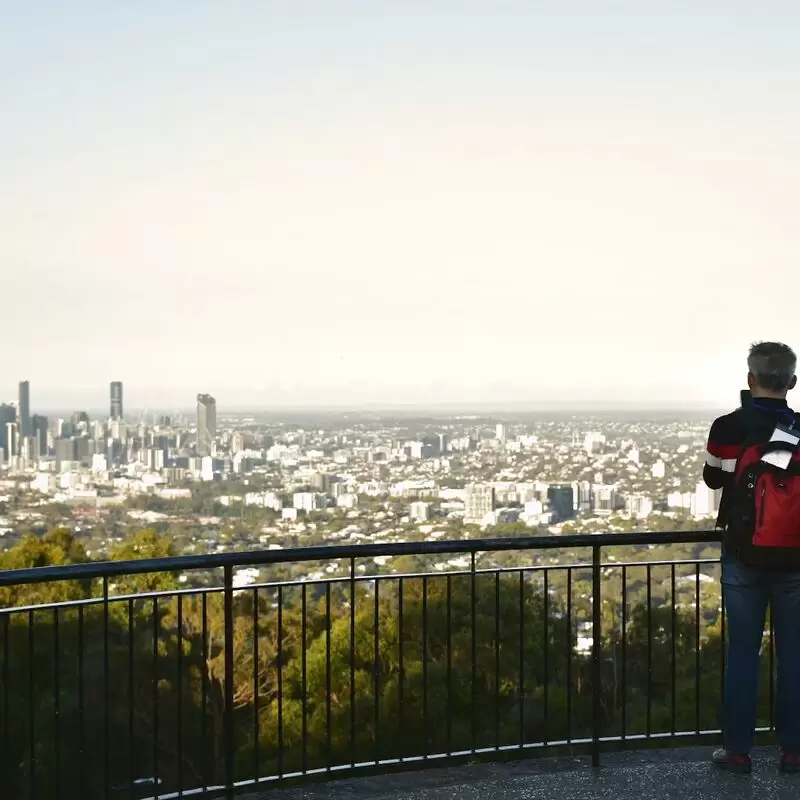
[{"x1": 2, "y1": 2, "x2": 798, "y2": 410}]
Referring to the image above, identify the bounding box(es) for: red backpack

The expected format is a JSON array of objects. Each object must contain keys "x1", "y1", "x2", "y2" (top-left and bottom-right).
[{"x1": 729, "y1": 415, "x2": 800, "y2": 569}]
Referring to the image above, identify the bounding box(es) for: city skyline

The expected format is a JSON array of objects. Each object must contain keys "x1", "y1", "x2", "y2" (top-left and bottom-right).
[
  {"x1": 0, "y1": 384, "x2": 724, "y2": 558},
  {"x1": 4, "y1": 3, "x2": 800, "y2": 406}
]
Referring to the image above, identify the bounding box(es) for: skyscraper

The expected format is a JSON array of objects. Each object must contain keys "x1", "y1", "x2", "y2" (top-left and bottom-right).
[
  {"x1": 6, "y1": 422, "x2": 18, "y2": 460},
  {"x1": 196, "y1": 394, "x2": 217, "y2": 456},
  {"x1": 0, "y1": 404, "x2": 15, "y2": 459},
  {"x1": 55, "y1": 437, "x2": 77, "y2": 469},
  {"x1": 110, "y1": 381, "x2": 123, "y2": 419},
  {"x1": 32, "y1": 414, "x2": 49, "y2": 457},
  {"x1": 110, "y1": 418, "x2": 128, "y2": 443},
  {"x1": 18, "y1": 380, "x2": 30, "y2": 438}
]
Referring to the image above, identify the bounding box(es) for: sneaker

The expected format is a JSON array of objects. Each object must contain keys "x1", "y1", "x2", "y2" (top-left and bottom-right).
[
  {"x1": 712, "y1": 748, "x2": 752, "y2": 774},
  {"x1": 780, "y1": 753, "x2": 800, "y2": 774}
]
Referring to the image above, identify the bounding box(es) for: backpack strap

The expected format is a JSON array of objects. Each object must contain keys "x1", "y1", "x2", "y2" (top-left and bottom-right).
[{"x1": 761, "y1": 440, "x2": 799, "y2": 455}]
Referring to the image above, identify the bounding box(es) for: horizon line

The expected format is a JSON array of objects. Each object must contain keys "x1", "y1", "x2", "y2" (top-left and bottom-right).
[{"x1": 27, "y1": 402, "x2": 727, "y2": 416}]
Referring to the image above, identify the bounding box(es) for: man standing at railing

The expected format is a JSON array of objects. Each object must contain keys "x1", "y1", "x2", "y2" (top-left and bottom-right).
[{"x1": 704, "y1": 341, "x2": 800, "y2": 774}]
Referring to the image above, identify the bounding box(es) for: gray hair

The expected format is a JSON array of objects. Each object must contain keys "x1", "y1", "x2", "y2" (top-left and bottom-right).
[{"x1": 748, "y1": 341, "x2": 797, "y2": 393}]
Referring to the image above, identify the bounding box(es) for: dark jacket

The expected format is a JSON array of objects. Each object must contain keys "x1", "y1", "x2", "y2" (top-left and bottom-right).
[{"x1": 704, "y1": 398, "x2": 797, "y2": 529}]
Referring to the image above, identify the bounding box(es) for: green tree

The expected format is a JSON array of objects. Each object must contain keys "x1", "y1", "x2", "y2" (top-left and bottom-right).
[
  {"x1": 0, "y1": 528, "x2": 88, "y2": 606},
  {"x1": 109, "y1": 528, "x2": 178, "y2": 594}
]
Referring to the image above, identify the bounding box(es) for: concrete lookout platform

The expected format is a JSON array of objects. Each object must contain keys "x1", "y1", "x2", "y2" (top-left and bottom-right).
[{"x1": 250, "y1": 747, "x2": 800, "y2": 800}]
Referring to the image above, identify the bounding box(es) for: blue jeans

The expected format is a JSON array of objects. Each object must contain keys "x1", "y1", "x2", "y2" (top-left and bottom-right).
[{"x1": 722, "y1": 551, "x2": 800, "y2": 754}]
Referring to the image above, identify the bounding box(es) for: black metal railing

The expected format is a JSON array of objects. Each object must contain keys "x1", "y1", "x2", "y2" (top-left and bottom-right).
[{"x1": 0, "y1": 530, "x2": 777, "y2": 799}]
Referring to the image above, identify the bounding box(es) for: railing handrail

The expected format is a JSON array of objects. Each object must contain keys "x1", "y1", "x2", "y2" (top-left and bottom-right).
[{"x1": 0, "y1": 529, "x2": 722, "y2": 587}]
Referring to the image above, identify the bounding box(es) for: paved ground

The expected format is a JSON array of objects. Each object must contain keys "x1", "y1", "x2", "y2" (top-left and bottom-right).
[{"x1": 246, "y1": 747, "x2": 800, "y2": 799}]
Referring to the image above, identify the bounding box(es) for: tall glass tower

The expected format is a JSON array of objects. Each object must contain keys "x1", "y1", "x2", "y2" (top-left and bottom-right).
[
  {"x1": 110, "y1": 382, "x2": 123, "y2": 419},
  {"x1": 196, "y1": 394, "x2": 217, "y2": 456},
  {"x1": 18, "y1": 381, "x2": 30, "y2": 438}
]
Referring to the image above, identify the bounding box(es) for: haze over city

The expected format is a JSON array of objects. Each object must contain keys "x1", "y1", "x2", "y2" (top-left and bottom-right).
[{"x1": 3, "y1": 2, "x2": 799, "y2": 408}]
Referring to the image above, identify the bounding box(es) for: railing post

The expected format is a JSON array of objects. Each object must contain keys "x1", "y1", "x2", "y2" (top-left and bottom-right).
[
  {"x1": 591, "y1": 544, "x2": 602, "y2": 768},
  {"x1": 224, "y1": 565, "x2": 235, "y2": 797},
  {"x1": 103, "y1": 576, "x2": 110, "y2": 797}
]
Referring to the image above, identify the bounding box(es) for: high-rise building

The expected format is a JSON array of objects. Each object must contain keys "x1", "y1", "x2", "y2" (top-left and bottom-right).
[
  {"x1": 200, "y1": 456, "x2": 214, "y2": 481},
  {"x1": 310, "y1": 472, "x2": 334, "y2": 493},
  {"x1": 110, "y1": 381, "x2": 123, "y2": 420},
  {"x1": 196, "y1": 394, "x2": 217, "y2": 456},
  {"x1": 573, "y1": 480, "x2": 593, "y2": 512},
  {"x1": 592, "y1": 484, "x2": 619, "y2": 512},
  {"x1": 139, "y1": 448, "x2": 166, "y2": 471},
  {"x1": 71, "y1": 411, "x2": 90, "y2": 432},
  {"x1": 293, "y1": 492, "x2": 324, "y2": 512},
  {"x1": 464, "y1": 483, "x2": 495, "y2": 524},
  {"x1": 55, "y1": 438, "x2": 77, "y2": 470},
  {"x1": 421, "y1": 436, "x2": 441, "y2": 458},
  {"x1": 32, "y1": 415, "x2": 49, "y2": 457},
  {"x1": 18, "y1": 381, "x2": 31, "y2": 438},
  {"x1": 110, "y1": 418, "x2": 128, "y2": 442},
  {"x1": 91, "y1": 419, "x2": 107, "y2": 442},
  {"x1": 692, "y1": 481, "x2": 721, "y2": 519},
  {"x1": 625, "y1": 494, "x2": 654, "y2": 520},
  {"x1": 5, "y1": 422, "x2": 18, "y2": 459},
  {"x1": 74, "y1": 437, "x2": 92, "y2": 463},
  {"x1": 20, "y1": 436, "x2": 37, "y2": 461},
  {"x1": 0, "y1": 404, "x2": 15, "y2": 459},
  {"x1": 547, "y1": 485, "x2": 575, "y2": 521},
  {"x1": 405, "y1": 441, "x2": 423, "y2": 459}
]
